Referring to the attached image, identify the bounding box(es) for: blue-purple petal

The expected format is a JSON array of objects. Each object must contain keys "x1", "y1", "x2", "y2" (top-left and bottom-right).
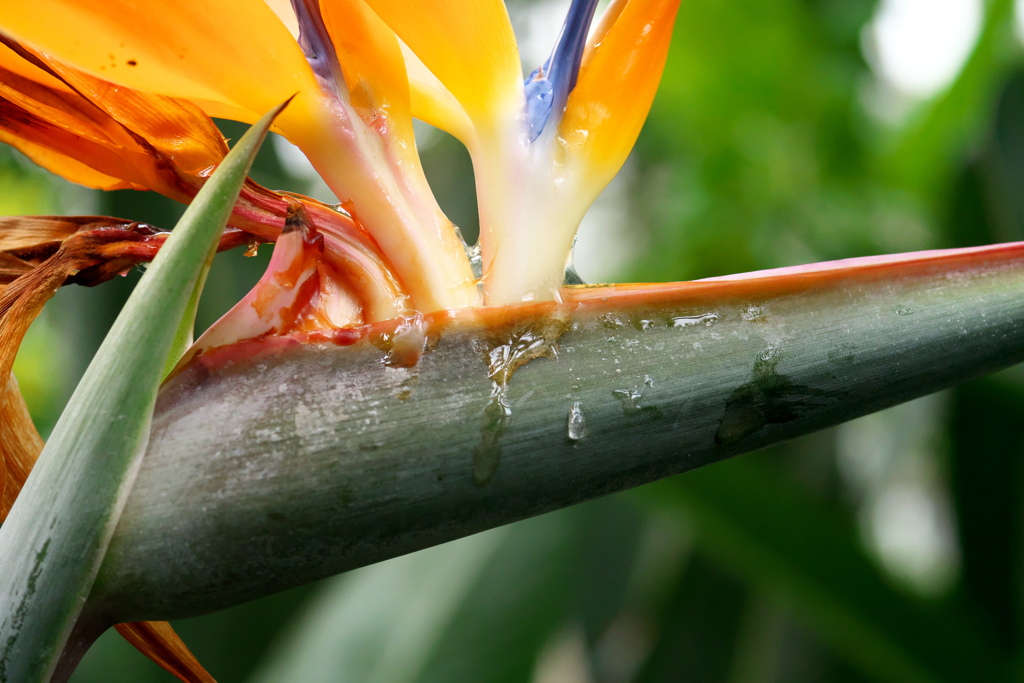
[{"x1": 524, "y1": 0, "x2": 601, "y2": 142}]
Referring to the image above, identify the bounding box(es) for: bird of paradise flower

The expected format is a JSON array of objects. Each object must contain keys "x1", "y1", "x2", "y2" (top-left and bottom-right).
[
  {"x1": 0, "y1": 0, "x2": 679, "y2": 678},
  {"x1": 2, "y1": 0, "x2": 1024, "y2": 681}
]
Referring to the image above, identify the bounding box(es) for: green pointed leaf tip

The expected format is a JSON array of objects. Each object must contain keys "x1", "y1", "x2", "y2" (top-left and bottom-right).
[{"x1": 0, "y1": 101, "x2": 286, "y2": 682}]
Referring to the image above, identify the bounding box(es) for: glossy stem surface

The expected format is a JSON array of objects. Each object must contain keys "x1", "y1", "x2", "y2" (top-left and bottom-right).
[{"x1": 91, "y1": 243, "x2": 1024, "y2": 623}]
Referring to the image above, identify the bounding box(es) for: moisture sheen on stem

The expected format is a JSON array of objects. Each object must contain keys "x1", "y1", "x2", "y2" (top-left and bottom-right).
[{"x1": 89, "y1": 244, "x2": 1024, "y2": 625}]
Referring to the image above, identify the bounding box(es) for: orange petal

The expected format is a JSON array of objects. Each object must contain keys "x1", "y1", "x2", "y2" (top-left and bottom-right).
[
  {"x1": 0, "y1": 38, "x2": 70, "y2": 93},
  {"x1": 115, "y1": 622, "x2": 216, "y2": 683},
  {"x1": 192, "y1": 99, "x2": 262, "y2": 126},
  {"x1": 0, "y1": 41, "x2": 228, "y2": 196},
  {"x1": 361, "y1": 0, "x2": 522, "y2": 126},
  {"x1": 0, "y1": 130, "x2": 136, "y2": 191},
  {"x1": 402, "y1": 43, "x2": 474, "y2": 144},
  {"x1": 319, "y1": 0, "x2": 414, "y2": 143},
  {"x1": 0, "y1": 95, "x2": 155, "y2": 190},
  {"x1": 7, "y1": 41, "x2": 229, "y2": 178},
  {"x1": 559, "y1": 0, "x2": 681, "y2": 183},
  {"x1": 0, "y1": 0, "x2": 317, "y2": 115},
  {"x1": 0, "y1": 56, "x2": 128, "y2": 147},
  {"x1": 39, "y1": 58, "x2": 229, "y2": 178}
]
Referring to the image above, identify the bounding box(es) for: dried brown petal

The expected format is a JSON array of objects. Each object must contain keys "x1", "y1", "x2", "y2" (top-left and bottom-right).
[{"x1": 0, "y1": 374, "x2": 41, "y2": 520}]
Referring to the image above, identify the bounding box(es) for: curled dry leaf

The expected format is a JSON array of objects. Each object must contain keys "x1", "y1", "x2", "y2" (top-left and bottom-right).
[{"x1": 0, "y1": 216, "x2": 230, "y2": 683}]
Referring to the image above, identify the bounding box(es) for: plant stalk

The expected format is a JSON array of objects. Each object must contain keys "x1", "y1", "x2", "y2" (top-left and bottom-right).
[{"x1": 88, "y1": 242, "x2": 1024, "y2": 625}]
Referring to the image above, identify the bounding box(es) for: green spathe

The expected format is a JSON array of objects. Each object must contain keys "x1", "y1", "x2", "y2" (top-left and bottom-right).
[{"x1": 93, "y1": 243, "x2": 1024, "y2": 640}]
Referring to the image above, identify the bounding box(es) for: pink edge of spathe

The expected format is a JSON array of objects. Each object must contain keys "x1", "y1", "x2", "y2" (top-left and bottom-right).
[
  {"x1": 172, "y1": 240, "x2": 1024, "y2": 379},
  {"x1": 699, "y1": 242, "x2": 1024, "y2": 282}
]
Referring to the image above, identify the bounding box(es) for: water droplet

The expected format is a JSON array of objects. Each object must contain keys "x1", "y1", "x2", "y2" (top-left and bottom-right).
[
  {"x1": 466, "y1": 241, "x2": 483, "y2": 280},
  {"x1": 672, "y1": 313, "x2": 719, "y2": 328},
  {"x1": 742, "y1": 305, "x2": 768, "y2": 322},
  {"x1": 328, "y1": 202, "x2": 353, "y2": 218},
  {"x1": 474, "y1": 311, "x2": 571, "y2": 484},
  {"x1": 638, "y1": 319, "x2": 656, "y2": 330},
  {"x1": 613, "y1": 387, "x2": 664, "y2": 420},
  {"x1": 244, "y1": 238, "x2": 261, "y2": 257},
  {"x1": 485, "y1": 314, "x2": 569, "y2": 386},
  {"x1": 473, "y1": 385, "x2": 510, "y2": 486},
  {"x1": 896, "y1": 305, "x2": 915, "y2": 316},
  {"x1": 393, "y1": 373, "x2": 418, "y2": 401},
  {"x1": 371, "y1": 314, "x2": 428, "y2": 368},
  {"x1": 567, "y1": 401, "x2": 587, "y2": 441},
  {"x1": 599, "y1": 313, "x2": 625, "y2": 329},
  {"x1": 644, "y1": 375, "x2": 655, "y2": 388},
  {"x1": 613, "y1": 388, "x2": 642, "y2": 411}
]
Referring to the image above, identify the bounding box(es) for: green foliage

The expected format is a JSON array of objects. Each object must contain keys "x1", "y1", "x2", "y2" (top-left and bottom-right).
[{"x1": 644, "y1": 461, "x2": 1008, "y2": 682}]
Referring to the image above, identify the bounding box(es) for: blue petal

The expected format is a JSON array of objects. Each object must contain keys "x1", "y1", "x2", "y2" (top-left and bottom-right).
[
  {"x1": 524, "y1": 65, "x2": 554, "y2": 141},
  {"x1": 524, "y1": 0, "x2": 601, "y2": 142},
  {"x1": 291, "y1": 0, "x2": 346, "y2": 99}
]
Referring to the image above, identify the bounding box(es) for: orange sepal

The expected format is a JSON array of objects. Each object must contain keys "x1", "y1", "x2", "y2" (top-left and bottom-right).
[
  {"x1": 320, "y1": 0, "x2": 414, "y2": 143},
  {"x1": 0, "y1": 91, "x2": 153, "y2": 191},
  {"x1": 0, "y1": 132, "x2": 136, "y2": 191},
  {"x1": 0, "y1": 39, "x2": 227, "y2": 198},
  {"x1": 32, "y1": 50, "x2": 229, "y2": 178},
  {"x1": 362, "y1": 0, "x2": 522, "y2": 125},
  {"x1": 0, "y1": 39, "x2": 70, "y2": 93},
  {"x1": 0, "y1": 0, "x2": 316, "y2": 116},
  {"x1": 559, "y1": 0, "x2": 681, "y2": 182},
  {"x1": 114, "y1": 622, "x2": 216, "y2": 683}
]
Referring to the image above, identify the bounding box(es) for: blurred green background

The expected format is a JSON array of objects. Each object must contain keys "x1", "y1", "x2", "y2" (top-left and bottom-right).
[{"x1": 5, "y1": 0, "x2": 1024, "y2": 679}]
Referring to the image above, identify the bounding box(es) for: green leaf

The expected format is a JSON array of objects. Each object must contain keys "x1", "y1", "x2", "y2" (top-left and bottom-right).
[
  {"x1": 948, "y1": 377, "x2": 1024, "y2": 655},
  {"x1": 640, "y1": 457, "x2": 1011, "y2": 682},
  {"x1": 634, "y1": 551, "x2": 749, "y2": 683},
  {"x1": 0, "y1": 102, "x2": 284, "y2": 682},
  {"x1": 162, "y1": 264, "x2": 212, "y2": 382},
  {"x1": 251, "y1": 528, "x2": 510, "y2": 683},
  {"x1": 249, "y1": 499, "x2": 644, "y2": 683}
]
